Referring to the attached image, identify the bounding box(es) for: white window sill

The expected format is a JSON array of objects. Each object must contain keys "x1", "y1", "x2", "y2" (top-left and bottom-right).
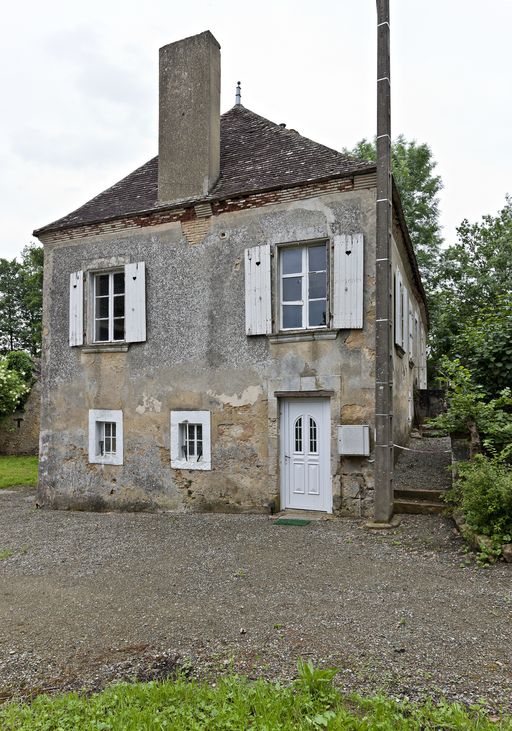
[
  {"x1": 90, "y1": 455, "x2": 121, "y2": 466},
  {"x1": 171, "y1": 459, "x2": 211, "y2": 471},
  {"x1": 82, "y1": 344, "x2": 129, "y2": 353},
  {"x1": 269, "y1": 330, "x2": 338, "y2": 343}
]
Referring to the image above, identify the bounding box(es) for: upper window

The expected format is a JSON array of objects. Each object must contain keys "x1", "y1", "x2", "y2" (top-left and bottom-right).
[
  {"x1": 280, "y1": 243, "x2": 327, "y2": 330},
  {"x1": 69, "y1": 262, "x2": 146, "y2": 348},
  {"x1": 94, "y1": 271, "x2": 125, "y2": 343}
]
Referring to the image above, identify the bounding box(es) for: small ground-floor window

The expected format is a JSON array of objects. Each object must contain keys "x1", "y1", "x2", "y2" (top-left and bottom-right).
[
  {"x1": 88, "y1": 409, "x2": 123, "y2": 465},
  {"x1": 170, "y1": 410, "x2": 211, "y2": 470}
]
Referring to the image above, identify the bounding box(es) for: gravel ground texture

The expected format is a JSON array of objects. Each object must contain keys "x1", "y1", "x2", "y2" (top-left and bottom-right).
[{"x1": 0, "y1": 478, "x2": 511, "y2": 712}]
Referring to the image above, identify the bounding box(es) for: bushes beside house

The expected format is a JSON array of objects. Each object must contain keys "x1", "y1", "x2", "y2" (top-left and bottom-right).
[
  {"x1": 430, "y1": 358, "x2": 512, "y2": 562},
  {"x1": 0, "y1": 351, "x2": 34, "y2": 418}
]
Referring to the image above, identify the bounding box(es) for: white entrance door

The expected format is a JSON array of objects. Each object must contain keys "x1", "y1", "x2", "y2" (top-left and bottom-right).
[{"x1": 281, "y1": 399, "x2": 331, "y2": 512}]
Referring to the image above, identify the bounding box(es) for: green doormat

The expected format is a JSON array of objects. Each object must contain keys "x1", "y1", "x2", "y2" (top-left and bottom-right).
[{"x1": 274, "y1": 518, "x2": 311, "y2": 526}]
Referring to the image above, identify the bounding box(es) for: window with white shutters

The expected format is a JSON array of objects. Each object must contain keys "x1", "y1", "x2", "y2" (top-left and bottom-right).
[
  {"x1": 68, "y1": 262, "x2": 146, "y2": 347},
  {"x1": 244, "y1": 234, "x2": 364, "y2": 336}
]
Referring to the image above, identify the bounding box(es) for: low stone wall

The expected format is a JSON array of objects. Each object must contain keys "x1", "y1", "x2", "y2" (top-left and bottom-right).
[{"x1": 0, "y1": 380, "x2": 40, "y2": 456}]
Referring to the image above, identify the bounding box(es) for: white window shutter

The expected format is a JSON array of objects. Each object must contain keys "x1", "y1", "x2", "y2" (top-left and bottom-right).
[
  {"x1": 69, "y1": 271, "x2": 84, "y2": 346},
  {"x1": 125, "y1": 262, "x2": 146, "y2": 343},
  {"x1": 403, "y1": 286, "x2": 409, "y2": 354},
  {"x1": 394, "y1": 269, "x2": 402, "y2": 347},
  {"x1": 333, "y1": 233, "x2": 364, "y2": 329},
  {"x1": 245, "y1": 244, "x2": 272, "y2": 335},
  {"x1": 409, "y1": 305, "x2": 414, "y2": 357},
  {"x1": 419, "y1": 324, "x2": 428, "y2": 388}
]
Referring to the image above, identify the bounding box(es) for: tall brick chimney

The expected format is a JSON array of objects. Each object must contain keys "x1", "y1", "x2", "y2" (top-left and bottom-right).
[{"x1": 158, "y1": 31, "x2": 221, "y2": 203}]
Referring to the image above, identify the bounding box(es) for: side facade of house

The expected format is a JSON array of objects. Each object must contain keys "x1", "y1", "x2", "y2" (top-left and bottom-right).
[{"x1": 35, "y1": 31, "x2": 427, "y2": 517}]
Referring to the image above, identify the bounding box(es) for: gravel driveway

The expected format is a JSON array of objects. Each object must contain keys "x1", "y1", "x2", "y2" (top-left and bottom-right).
[{"x1": 0, "y1": 485, "x2": 511, "y2": 711}]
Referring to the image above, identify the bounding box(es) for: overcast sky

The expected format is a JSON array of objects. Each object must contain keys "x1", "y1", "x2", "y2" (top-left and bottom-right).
[{"x1": 1, "y1": 0, "x2": 510, "y2": 260}]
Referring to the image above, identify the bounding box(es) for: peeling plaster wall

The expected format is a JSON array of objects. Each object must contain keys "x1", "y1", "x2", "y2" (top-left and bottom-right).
[{"x1": 38, "y1": 188, "x2": 379, "y2": 516}]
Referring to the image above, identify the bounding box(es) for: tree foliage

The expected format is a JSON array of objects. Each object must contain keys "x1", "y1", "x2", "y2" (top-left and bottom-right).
[
  {"x1": 430, "y1": 357, "x2": 512, "y2": 460},
  {"x1": 430, "y1": 197, "x2": 512, "y2": 386},
  {"x1": 0, "y1": 244, "x2": 43, "y2": 356},
  {"x1": 346, "y1": 135, "x2": 443, "y2": 290}
]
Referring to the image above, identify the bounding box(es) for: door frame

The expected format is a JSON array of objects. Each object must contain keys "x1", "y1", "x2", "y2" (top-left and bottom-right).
[{"x1": 279, "y1": 397, "x2": 332, "y2": 513}]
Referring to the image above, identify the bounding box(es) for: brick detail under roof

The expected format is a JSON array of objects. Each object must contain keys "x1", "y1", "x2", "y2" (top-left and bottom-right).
[
  {"x1": 181, "y1": 218, "x2": 212, "y2": 246},
  {"x1": 39, "y1": 176, "x2": 365, "y2": 245},
  {"x1": 34, "y1": 105, "x2": 375, "y2": 236}
]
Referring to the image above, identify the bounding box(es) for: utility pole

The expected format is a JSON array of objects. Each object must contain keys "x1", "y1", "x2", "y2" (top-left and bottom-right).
[{"x1": 374, "y1": 0, "x2": 394, "y2": 523}]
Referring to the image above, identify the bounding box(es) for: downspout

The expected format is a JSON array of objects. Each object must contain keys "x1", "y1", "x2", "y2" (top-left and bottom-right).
[{"x1": 374, "y1": 0, "x2": 394, "y2": 523}]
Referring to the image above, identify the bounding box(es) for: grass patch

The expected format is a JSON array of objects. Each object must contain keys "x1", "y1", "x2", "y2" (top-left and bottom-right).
[
  {"x1": 0, "y1": 456, "x2": 38, "y2": 488},
  {"x1": 0, "y1": 548, "x2": 14, "y2": 560},
  {"x1": 0, "y1": 670, "x2": 509, "y2": 730}
]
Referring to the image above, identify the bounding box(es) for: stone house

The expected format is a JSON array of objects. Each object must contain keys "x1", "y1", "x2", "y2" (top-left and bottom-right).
[{"x1": 34, "y1": 31, "x2": 428, "y2": 517}]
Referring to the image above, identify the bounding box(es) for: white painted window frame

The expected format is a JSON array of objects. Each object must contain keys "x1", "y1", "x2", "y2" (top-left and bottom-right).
[
  {"x1": 88, "y1": 409, "x2": 123, "y2": 465},
  {"x1": 93, "y1": 270, "x2": 126, "y2": 343},
  {"x1": 170, "y1": 410, "x2": 211, "y2": 470},
  {"x1": 279, "y1": 242, "x2": 328, "y2": 331}
]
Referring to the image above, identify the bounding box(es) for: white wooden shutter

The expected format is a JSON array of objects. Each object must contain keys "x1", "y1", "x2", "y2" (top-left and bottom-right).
[
  {"x1": 409, "y1": 304, "x2": 414, "y2": 357},
  {"x1": 394, "y1": 268, "x2": 402, "y2": 347},
  {"x1": 403, "y1": 286, "x2": 409, "y2": 354},
  {"x1": 333, "y1": 233, "x2": 364, "y2": 329},
  {"x1": 419, "y1": 323, "x2": 428, "y2": 388},
  {"x1": 244, "y1": 244, "x2": 272, "y2": 335},
  {"x1": 69, "y1": 270, "x2": 84, "y2": 346},
  {"x1": 125, "y1": 261, "x2": 146, "y2": 343}
]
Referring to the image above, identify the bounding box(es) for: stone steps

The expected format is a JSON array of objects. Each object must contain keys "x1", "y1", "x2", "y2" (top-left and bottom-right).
[
  {"x1": 394, "y1": 487, "x2": 449, "y2": 515},
  {"x1": 394, "y1": 483, "x2": 450, "y2": 514},
  {"x1": 394, "y1": 487, "x2": 447, "y2": 502},
  {"x1": 393, "y1": 497, "x2": 447, "y2": 515}
]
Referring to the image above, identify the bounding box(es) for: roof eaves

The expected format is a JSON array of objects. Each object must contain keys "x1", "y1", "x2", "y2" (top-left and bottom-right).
[
  {"x1": 391, "y1": 178, "x2": 429, "y2": 326},
  {"x1": 33, "y1": 165, "x2": 377, "y2": 238}
]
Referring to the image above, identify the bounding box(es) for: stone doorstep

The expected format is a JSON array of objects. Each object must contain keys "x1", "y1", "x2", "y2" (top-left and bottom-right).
[{"x1": 274, "y1": 509, "x2": 335, "y2": 522}]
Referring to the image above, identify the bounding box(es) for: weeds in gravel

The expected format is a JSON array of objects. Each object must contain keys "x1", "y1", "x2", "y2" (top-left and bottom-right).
[
  {"x1": 0, "y1": 548, "x2": 14, "y2": 560},
  {"x1": 0, "y1": 666, "x2": 510, "y2": 730},
  {"x1": 0, "y1": 456, "x2": 38, "y2": 488}
]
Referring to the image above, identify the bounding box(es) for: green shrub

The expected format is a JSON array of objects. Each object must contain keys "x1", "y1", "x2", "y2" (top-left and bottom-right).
[
  {"x1": 449, "y1": 455, "x2": 512, "y2": 547},
  {"x1": 429, "y1": 357, "x2": 512, "y2": 458},
  {"x1": 0, "y1": 357, "x2": 30, "y2": 417},
  {"x1": 4, "y1": 350, "x2": 34, "y2": 384}
]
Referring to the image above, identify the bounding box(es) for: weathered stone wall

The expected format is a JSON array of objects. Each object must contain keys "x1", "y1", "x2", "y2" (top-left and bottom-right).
[
  {"x1": 38, "y1": 186, "x2": 379, "y2": 516},
  {"x1": 0, "y1": 380, "x2": 41, "y2": 456}
]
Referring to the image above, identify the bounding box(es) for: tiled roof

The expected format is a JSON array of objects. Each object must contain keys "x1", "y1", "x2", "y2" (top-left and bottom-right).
[{"x1": 34, "y1": 105, "x2": 375, "y2": 235}]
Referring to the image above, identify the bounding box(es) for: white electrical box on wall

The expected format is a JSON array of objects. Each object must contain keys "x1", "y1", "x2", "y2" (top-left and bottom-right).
[{"x1": 337, "y1": 425, "x2": 370, "y2": 456}]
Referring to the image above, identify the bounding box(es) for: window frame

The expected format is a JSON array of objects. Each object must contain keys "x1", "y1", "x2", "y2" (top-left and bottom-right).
[
  {"x1": 92, "y1": 270, "x2": 126, "y2": 344},
  {"x1": 88, "y1": 409, "x2": 123, "y2": 465},
  {"x1": 170, "y1": 410, "x2": 211, "y2": 471},
  {"x1": 278, "y1": 241, "x2": 330, "y2": 332}
]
